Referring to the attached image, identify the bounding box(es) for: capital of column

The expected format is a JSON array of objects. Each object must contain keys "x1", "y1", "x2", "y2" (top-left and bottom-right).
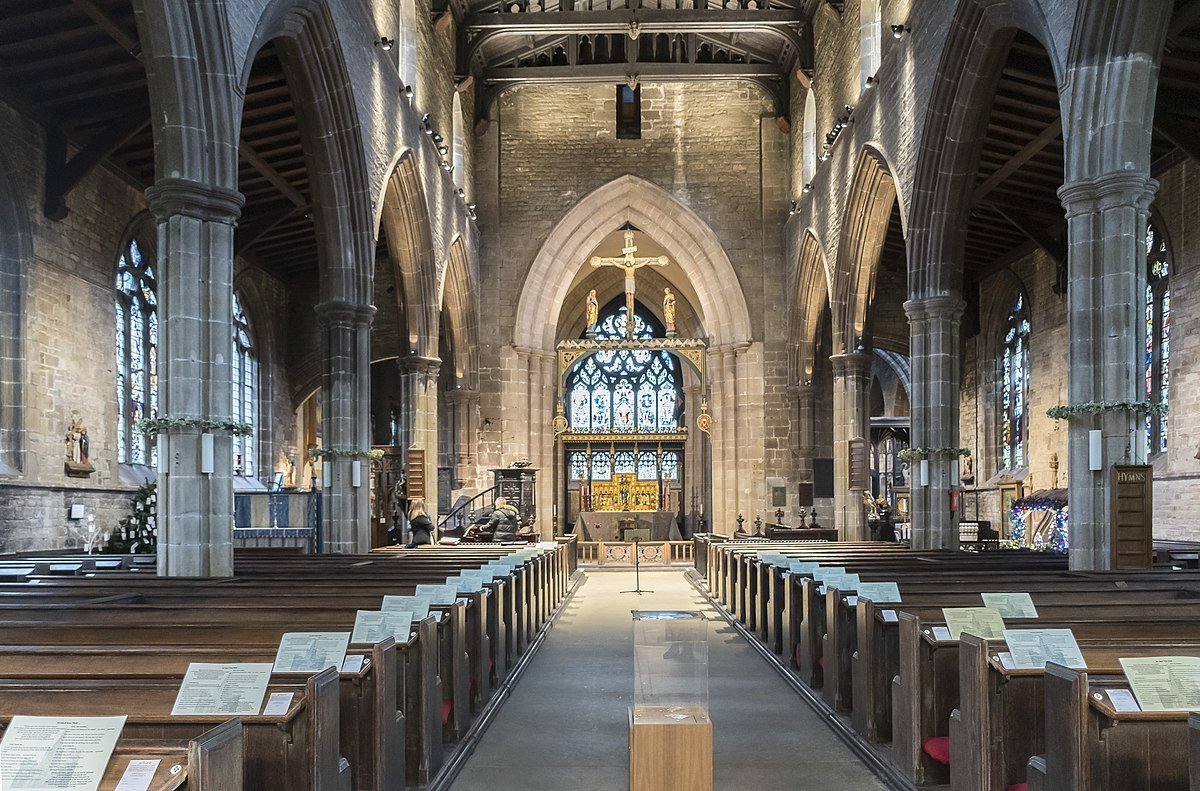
[
  {"x1": 315, "y1": 300, "x2": 377, "y2": 327},
  {"x1": 400, "y1": 354, "x2": 442, "y2": 378},
  {"x1": 1058, "y1": 172, "x2": 1158, "y2": 217},
  {"x1": 829, "y1": 351, "x2": 870, "y2": 377},
  {"x1": 787, "y1": 383, "x2": 815, "y2": 400},
  {"x1": 145, "y1": 178, "x2": 245, "y2": 224},
  {"x1": 903, "y1": 294, "x2": 966, "y2": 323}
]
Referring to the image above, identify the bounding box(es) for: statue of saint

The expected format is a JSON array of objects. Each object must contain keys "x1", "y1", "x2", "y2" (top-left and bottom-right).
[
  {"x1": 64, "y1": 418, "x2": 95, "y2": 477},
  {"x1": 663, "y1": 287, "x2": 676, "y2": 333},
  {"x1": 585, "y1": 289, "x2": 599, "y2": 329}
]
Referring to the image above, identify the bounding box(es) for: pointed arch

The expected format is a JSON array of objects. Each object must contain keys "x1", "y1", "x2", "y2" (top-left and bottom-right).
[
  {"x1": 834, "y1": 148, "x2": 898, "y2": 355},
  {"x1": 240, "y1": 0, "x2": 375, "y2": 305},
  {"x1": 379, "y1": 152, "x2": 438, "y2": 356},
  {"x1": 441, "y1": 236, "x2": 479, "y2": 389},
  {"x1": 513, "y1": 175, "x2": 752, "y2": 351},
  {"x1": 789, "y1": 229, "x2": 831, "y2": 383},
  {"x1": 0, "y1": 154, "x2": 29, "y2": 474}
]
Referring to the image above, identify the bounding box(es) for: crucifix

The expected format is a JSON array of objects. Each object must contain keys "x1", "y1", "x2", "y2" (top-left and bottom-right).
[{"x1": 589, "y1": 229, "x2": 669, "y2": 339}]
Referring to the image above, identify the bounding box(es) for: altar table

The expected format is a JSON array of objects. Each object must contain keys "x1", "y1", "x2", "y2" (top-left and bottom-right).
[{"x1": 575, "y1": 511, "x2": 681, "y2": 541}]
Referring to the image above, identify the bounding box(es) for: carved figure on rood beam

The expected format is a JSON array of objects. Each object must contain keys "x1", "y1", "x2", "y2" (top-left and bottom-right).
[{"x1": 589, "y1": 229, "x2": 669, "y2": 339}]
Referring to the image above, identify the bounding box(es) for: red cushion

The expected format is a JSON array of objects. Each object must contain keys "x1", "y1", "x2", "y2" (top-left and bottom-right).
[
  {"x1": 441, "y1": 700, "x2": 452, "y2": 725},
  {"x1": 488, "y1": 659, "x2": 495, "y2": 671},
  {"x1": 818, "y1": 656, "x2": 824, "y2": 668},
  {"x1": 1007, "y1": 785, "x2": 1027, "y2": 791},
  {"x1": 923, "y1": 736, "x2": 951, "y2": 766}
]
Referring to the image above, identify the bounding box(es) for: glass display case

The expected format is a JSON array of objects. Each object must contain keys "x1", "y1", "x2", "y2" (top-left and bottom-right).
[{"x1": 631, "y1": 610, "x2": 709, "y2": 723}]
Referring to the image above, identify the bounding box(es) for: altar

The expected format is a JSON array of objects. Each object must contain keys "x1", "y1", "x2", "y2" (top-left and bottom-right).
[{"x1": 575, "y1": 511, "x2": 681, "y2": 541}]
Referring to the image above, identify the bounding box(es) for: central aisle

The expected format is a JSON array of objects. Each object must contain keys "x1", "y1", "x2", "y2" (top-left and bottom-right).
[{"x1": 451, "y1": 569, "x2": 888, "y2": 790}]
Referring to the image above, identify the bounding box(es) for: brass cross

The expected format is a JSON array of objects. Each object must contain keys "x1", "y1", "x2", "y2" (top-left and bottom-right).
[{"x1": 588, "y1": 229, "x2": 669, "y2": 338}]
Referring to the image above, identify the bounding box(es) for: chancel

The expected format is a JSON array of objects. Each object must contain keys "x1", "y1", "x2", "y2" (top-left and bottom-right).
[{"x1": 1, "y1": 0, "x2": 1199, "y2": 789}]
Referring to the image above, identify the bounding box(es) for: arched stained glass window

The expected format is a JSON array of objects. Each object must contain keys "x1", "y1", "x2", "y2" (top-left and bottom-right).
[
  {"x1": 1000, "y1": 293, "x2": 1030, "y2": 471},
  {"x1": 566, "y1": 301, "x2": 682, "y2": 434},
  {"x1": 661, "y1": 450, "x2": 680, "y2": 481},
  {"x1": 569, "y1": 451, "x2": 587, "y2": 481},
  {"x1": 231, "y1": 293, "x2": 257, "y2": 477},
  {"x1": 1145, "y1": 221, "x2": 1171, "y2": 455},
  {"x1": 115, "y1": 238, "x2": 158, "y2": 466},
  {"x1": 591, "y1": 451, "x2": 612, "y2": 480},
  {"x1": 637, "y1": 451, "x2": 658, "y2": 481}
]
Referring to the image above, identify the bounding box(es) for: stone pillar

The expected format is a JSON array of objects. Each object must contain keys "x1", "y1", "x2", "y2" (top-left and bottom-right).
[
  {"x1": 732, "y1": 342, "x2": 754, "y2": 517},
  {"x1": 831, "y1": 351, "x2": 870, "y2": 541},
  {"x1": 532, "y1": 350, "x2": 556, "y2": 537},
  {"x1": 401, "y1": 355, "x2": 441, "y2": 518},
  {"x1": 717, "y1": 346, "x2": 736, "y2": 529},
  {"x1": 316, "y1": 300, "x2": 375, "y2": 554},
  {"x1": 147, "y1": 179, "x2": 244, "y2": 577},
  {"x1": 1059, "y1": 173, "x2": 1157, "y2": 569},
  {"x1": 791, "y1": 382, "x2": 816, "y2": 500},
  {"x1": 904, "y1": 296, "x2": 965, "y2": 550},
  {"x1": 683, "y1": 382, "x2": 702, "y2": 535}
]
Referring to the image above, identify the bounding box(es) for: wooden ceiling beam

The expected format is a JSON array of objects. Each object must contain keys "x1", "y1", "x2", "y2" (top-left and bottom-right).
[
  {"x1": 238, "y1": 138, "x2": 309, "y2": 210},
  {"x1": 971, "y1": 117, "x2": 1062, "y2": 206},
  {"x1": 985, "y1": 203, "x2": 1065, "y2": 269},
  {"x1": 1153, "y1": 115, "x2": 1200, "y2": 164},
  {"x1": 43, "y1": 111, "x2": 149, "y2": 219},
  {"x1": 68, "y1": 0, "x2": 141, "y2": 59}
]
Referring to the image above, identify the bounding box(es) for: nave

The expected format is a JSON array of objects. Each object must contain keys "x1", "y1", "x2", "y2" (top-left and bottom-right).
[{"x1": 452, "y1": 568, "x2": 886, "y2": 790}]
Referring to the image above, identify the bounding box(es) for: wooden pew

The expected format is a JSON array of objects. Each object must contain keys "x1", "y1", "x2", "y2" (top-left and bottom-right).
[{"x1": 0, "y1": 669, "x2": 346, "y2": 791}]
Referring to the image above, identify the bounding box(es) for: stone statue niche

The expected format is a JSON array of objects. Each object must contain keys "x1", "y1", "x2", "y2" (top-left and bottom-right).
[{"x1": 64, "y1": 417, "x2": 95, "y2": 478}]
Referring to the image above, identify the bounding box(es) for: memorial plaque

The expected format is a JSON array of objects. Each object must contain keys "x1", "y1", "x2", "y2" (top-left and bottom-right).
[
  {"x1": 0, "y1": 715, "x2": 125, "y2": 791},
  {"x1": 172, "y1": 663, "x2": 273, "y2": 716},
  {"x1": 1111, "y1": 464, "x2": 1153, "y2": 570},
  {"x1": 273, "y1": 632, "x2": 350, "y2": 673},
  {"x1": 797, "y1": 482, "x2": 815, "y2": 507}
]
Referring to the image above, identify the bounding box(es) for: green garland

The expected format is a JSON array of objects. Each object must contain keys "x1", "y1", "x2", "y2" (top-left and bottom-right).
[
  {"x1": 307, "y1": 447, "x2": 386, "y2": 460},
  {"x1": 1046, "y1": 401, "x2": 1168, "y2": 421},
  {"x1": 134, "y1": 416, "x2": 254, "y2": 437},
  {"x1": 898, "y1": 447, "x2": 972, "y2": 462}
]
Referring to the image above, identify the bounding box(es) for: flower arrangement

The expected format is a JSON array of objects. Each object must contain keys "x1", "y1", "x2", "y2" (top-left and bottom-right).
[
  {"x1": 898, "y1": 447, "x2": 972, "y2": 463},
  {"x1": 134, "y1": 416, "x2": 254, "y2": 436},
  {"x1": 306, "y1": 447, "x2": 386, "y2": 460},
  {"x1": 1046, "y1": 401, "x2": 1168, "y2": 422}
]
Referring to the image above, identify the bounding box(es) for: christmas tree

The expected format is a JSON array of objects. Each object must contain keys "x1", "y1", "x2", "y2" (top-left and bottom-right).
[{"x1": 111, "y1": 482, "x2": 157, "y2": 554}]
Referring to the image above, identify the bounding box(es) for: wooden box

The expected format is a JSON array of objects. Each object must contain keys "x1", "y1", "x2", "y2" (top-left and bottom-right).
[{"x1": 629, "y1": 706, "x2": 713, "y2": 791}]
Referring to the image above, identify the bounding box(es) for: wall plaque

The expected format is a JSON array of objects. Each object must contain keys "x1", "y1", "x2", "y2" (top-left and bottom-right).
[
  {"x1": 848, "y1": 438, "x2": 869, "y2": 491},
  {"x1": 406, "y1": 449, "x2": 426, "y2": 500}
]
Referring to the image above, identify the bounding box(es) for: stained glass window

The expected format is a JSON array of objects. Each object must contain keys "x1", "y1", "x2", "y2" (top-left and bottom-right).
[
  {"x1": 231, "y1": 293, "x2": 257, "y2": 477},
  {"x1": 591, "y1": 451, "x2": 612, "y2": 480},
  {"x1": 115, "y1": 239, "x2": 157, "y2": 466},
  {"x1": 637, "y1": 451, "x2": 658, "y2": 480},
  {"x1": 661, "y1": 451, "x2": 680, "y2": 481},
  {"x1": 569, "y1": 451, "x2": 587, "y2": 481},
  {"x1": 1000, "y1": 293, "x2": 1030, "y2": 471},
  {"x1": 565, "y1": 300, "x2": 682, "y2": 434},
  {"x1": 614, "y1": 450, "x2": 636, "y2": 474},
  {"x1": 1145, "y1": 221, "x2": 1171, "y2": 455}
]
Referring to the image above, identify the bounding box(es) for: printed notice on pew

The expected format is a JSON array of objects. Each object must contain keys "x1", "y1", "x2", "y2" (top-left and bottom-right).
[
  {"x1": 274, "y1": 632, "x2": 351, "y2": 673},
  {"x1": 941, "y1": 607, "x2": 1006, "y2": 640},
  {"x1": 981, "y1": 592, "x2": 1038, "y2": 619},
  {"x1": 351, "y1": 610, "x2": 414, "y2": 644},
  {"x1": 0, "y1": 715, "x2": 125, "y2": 791},
  {"x1": 1001, "y1": 629, "x2": 1086, "y2": 669},
  {"x1": 172, "y1": 663, "x2": 274, "y2": 716},
  {"x1": 1120, "y1": 656, "x2": 1200, "y2": 712}
]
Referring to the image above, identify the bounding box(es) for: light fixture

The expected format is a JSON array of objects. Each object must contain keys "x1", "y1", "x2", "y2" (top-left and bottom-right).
[
  {"x1": 376, "y1": 36, "x2": 394, "y2": 51},
  {"x1": 404, "y1": 85, "x2": 414, "y2": 99},
  {"x1": 432, "y1": 132, "x2": 444, "y2": 143},
  {"x1": 865, "y1": 75, "x2": 876, "y2": 88},
  {"x1": 803, "y1": 183, "x2": 813, "y2": 193},
  {"x1": 820, "y1": 151, "x2": 831, "y2": 161},
  {"x1": 456, "y1": 188, "x2": 465, "y2": 197},
  {"x1": 844, "y1": 104, "x2": 855, "y2": 114},
  {"x1": 788, "y1": 200, "x2": 798, "y2": 216},
  {"x1": 891, "y1": 24, "x2": 909, "y2": 39},
  {"x1": 438, "y1": 145, "x2": 448, "y2": 154}
]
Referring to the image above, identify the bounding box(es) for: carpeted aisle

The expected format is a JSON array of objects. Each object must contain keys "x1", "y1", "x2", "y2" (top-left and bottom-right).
[{"x1": 450, "y1": 568, "x2": 888, "y2": 790}]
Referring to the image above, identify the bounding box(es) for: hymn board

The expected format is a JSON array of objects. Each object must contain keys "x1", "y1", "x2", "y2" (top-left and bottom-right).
[{"x1": 553, "y1": 229, "x2": 712, "y2": 534}]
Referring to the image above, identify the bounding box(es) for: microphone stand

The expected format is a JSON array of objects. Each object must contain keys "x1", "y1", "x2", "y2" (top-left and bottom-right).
[{"x1": 621, "y1": 537, "x2": 653, "y2": 595}]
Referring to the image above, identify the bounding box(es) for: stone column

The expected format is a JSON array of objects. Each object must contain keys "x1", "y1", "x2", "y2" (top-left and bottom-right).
[
  {"x1": 716, "y1": 346, "x2": 736, "y2": 528},
  {"x1": 401, "y1": 355, "x2": 441, "y2": 518},
  {"x1": 683, "y1": 382, "x2": 702, "y2": 535},
  {"x1": 147, "y1": 179, "x2": 244, "y2": 577},
  {"x1": 532, "y1": 350, "x2": 556, "y2": 537},
  {"x1": 831, "y1": 351, "x2": 870, "y2": 541},
  {"x1": 316, "y1": 300, "x2": 375, "y2": 554},
  {"x1": 904, "y1": 295, "x2": 965, "y2": 550},
  {"x1": 791, "y1": 382, "x2": 816, "y2": 500},
  {"x1": 1059, "y1": 173, "x2": 1157, "y2": 569}
]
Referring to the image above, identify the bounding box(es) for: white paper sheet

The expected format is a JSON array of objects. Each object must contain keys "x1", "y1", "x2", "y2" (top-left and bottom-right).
[
  {"x1": 273, "y1": 632, "x2": 350, "y2": 673},
  {"x1": 113, "y1": 759, "x2": 160, "y2": 791},
  {"x1": 941, "y1": 607, "x2": 1006, "y2": 640},
  {"x1": 381, "y1": 595, "x2": 432, "y2": 619},
  {"x1": 981, "y1": 592, "x2": 1039, "y2": 619},
  {"x1": 931, "y1": 626, "x2": 952, "y2": 641},
  {"x1": 171, "y1": 663, "x2": 273, "y2": 716},
  {"x1": 341, "y1": 655, "x2": 366, "y2": 673},
  {"x1": 351, "y1": 611, "x2": 414, "y2": 645},
  {"x1": 882, "y1": 610, "x2": 899, "y2": 623},
  {"x1": 856, "y1": 582, "x2": 902, "y2": 603},
  {"x1": 261, "y1": 692, "x2": 295, "y2": 717},
  {"x1": 1119, "y1": 656, "x2": 1200, "y2": 712},
  {"x1": 415, "y1": 583, "x2": 460, "y2": 605},
  {"x1": 1002, "y1": 629, "x2": 1086, "y2": 669},
  {"x1": 1106, "y1": 688, "x2": 1142, "y2": 713},
  {"x1": 0, "y1": 715, "x2": 126, "y2": 791}
]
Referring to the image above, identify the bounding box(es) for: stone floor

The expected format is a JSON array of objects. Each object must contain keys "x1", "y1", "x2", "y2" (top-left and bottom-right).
[{"x1": 450, "y1": 568, "x2": 889, "y2": 790}]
